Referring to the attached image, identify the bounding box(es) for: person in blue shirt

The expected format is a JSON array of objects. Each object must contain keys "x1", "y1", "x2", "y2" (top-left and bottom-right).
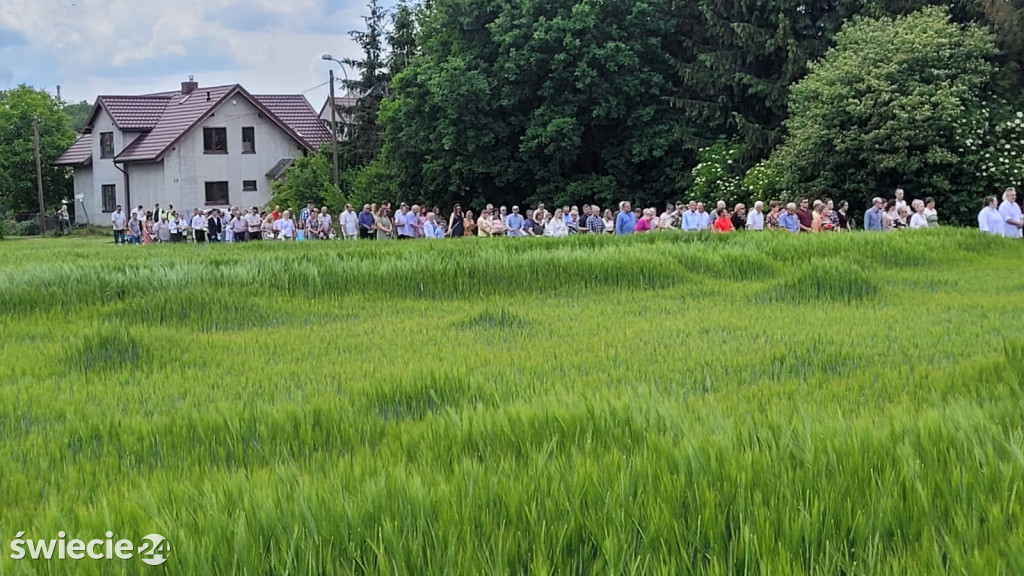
[
  {"x1": 682, "y1": 201, "x2": 702, "y2": 231},
  {"x1": 863, "y1": 197, "x2": 884, "y2": 231},
  {"x1": 358, "y1": 204, "x2": 376, "y2": 239},
  {"x1": 422, "y1": 212, "x2": 446, "y2": 239},
  {"x1": 615, "y1": 202, "x2": 637, "y2": 235},
  {"x1": 506, "y1": 206, "x2": 525, "y2": 236},
  {"x1": 696, "y1": 203, "x2": 711, "y2": 229},
  {"x1": 778, "y1": 203, "x2": 800, "y2": 233}
]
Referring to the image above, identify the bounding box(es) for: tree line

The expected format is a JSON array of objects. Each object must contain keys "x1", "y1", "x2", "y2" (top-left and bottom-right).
[
  {"x1": 6, "y1": 0, "x2": 1023, "y2": 226},
  {"x1": 277, "y1": 0, "x2": 1024, "y2": 225}
]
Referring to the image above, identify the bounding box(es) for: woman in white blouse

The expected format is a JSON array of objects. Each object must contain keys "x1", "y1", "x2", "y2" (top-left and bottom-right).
[
  {"x1": 545, "y1": 208, "x2": 568, "y2": 237},
  {"x1": 276, "y1": 210, "x2": 296, "y2": 240},
  {"x1": 909, "y1": 200, "x2": 929, "y2": 229},
  {"x1": 602, "y1": 209, "x2": 615, "y2": 234},
  {"x1": 978, "y1": 196, "x2": 1004, "y2": 235}
]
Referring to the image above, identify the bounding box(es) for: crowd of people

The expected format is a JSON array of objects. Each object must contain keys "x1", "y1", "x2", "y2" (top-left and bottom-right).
[{"x1": 103, "y1": 186, "x2": 1023, "y2": 244}]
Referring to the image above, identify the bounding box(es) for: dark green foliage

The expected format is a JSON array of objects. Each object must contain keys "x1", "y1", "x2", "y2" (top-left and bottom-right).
[
  {"x1": 670, "y1": 0, "x2": 866, "y2": 164},
  {"x1": 269, "y1": 149, "x2": 346, "y2": 212},
  {"x1": 64, "y1": 100, "x2": 92, "y2": 133},
  {"x1": 388, "y1": 0, "x2": 418, "y2": 80},
  {"x1": 380, "y1": 0, "x2": 690, "y2": 209},
  {"x1": 0, "y1": 86, "x2": 77, "y2": 212},
  {"x1": 345, "y1": 0, "x2": 391, "y2": 168},
  {"x1": 356, "y1": 0, "x2": 1024, "y2": 213},
  {"x1": 768, "y1": 7, "x2": 998, "y2": 224}
]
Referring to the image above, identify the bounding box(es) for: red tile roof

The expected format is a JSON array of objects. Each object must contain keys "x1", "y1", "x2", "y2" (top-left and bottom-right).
[
  {"x1": 57, "y1": 83, "x2": 329, "y2": 166},
  {"x1": 256, "y1": 95, "x2": 333, "y2": 149},
  {"x1": 53, "y1": 134, "x2": 92, "y2": 166},
  {"x1": 97, "y1": 96, "x2": 171, "y2": 130},
  {"x1": 116, "y1": 85, "x2": 237, "y2": 163}
]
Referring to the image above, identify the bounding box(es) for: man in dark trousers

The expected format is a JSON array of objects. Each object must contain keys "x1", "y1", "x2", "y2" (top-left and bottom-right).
[{"x1": 207, "y1": 209, "x2": 223, "y2": 242}]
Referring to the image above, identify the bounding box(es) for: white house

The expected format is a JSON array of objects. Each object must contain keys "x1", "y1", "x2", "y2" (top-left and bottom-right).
[{"x1": 54, "y1": 78, "x2": 332, "y2": 219}]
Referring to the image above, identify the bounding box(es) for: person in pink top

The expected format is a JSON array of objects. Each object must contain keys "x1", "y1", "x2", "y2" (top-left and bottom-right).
[{"x1": 634, "y1": 208, "x2": 653, "y2": 233}]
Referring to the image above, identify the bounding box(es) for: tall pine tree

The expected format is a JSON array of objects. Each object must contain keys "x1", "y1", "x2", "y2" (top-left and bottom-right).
[
  {"x1": 388, "y1": 0, "x2": 418, "y2": 80},
  {"x1": 345, "y1": 0, "x2": 391, "y2": 167}
]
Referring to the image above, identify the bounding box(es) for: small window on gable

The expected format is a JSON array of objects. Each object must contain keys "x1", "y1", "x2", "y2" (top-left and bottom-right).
[
  {"x1": 100, "y1": 132, "x2": 114, "y2": 158},
  {"x1": 241, "y1": 127, "x2": 255, "y2": 154}
]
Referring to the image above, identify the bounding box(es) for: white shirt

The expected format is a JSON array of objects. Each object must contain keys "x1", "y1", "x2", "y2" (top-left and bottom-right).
[
  {"x1": 318, "y1": 214, "x2": 332, "y2": 232},
  {"x1": 999, "y1": 200, "x2": 1023, "y2": 238},
  {"x1": 659, "y1": 212, "x2": 675, "y2": 229},
  {"x1": 168, "y1": 219, "x2": 180, "y2": 233},
  {"x1": 545, "y1": 218, "x2": 568, "y2": 237},
  {"x1": 909, "y1": 213, "x2": 928, "y2": 229},
  {"x1": 111, "y1": 211, "x2": 126, "y2": 230},
  {"x1": 245, "y1": 213, "x2": 262, "y2": 232},
  {"x1": 191, "y1": 215, "x2": 207, "y2": 230},
  {"x1": 746, "y1": 210, "x2": 764, "y2": 231},
  {"x1": 340, "y1": 210, "x2": 358, "y2": 236},
  {"x1": 276, "y1": 218, "x2": 295, "y2": 238},
  {"x1": 979, "y1": 206, "x2": 1004, "y2": 235}
]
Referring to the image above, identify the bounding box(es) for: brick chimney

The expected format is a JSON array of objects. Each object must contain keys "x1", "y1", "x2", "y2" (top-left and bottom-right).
[{"x1": 181, "y1": 75, "x2": 198, "y2": 95}]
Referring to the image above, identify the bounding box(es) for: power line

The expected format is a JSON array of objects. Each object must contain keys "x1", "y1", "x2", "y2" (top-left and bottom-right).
[{"x1": 301, "y1": 80, "x2": 330, "y2": 95}]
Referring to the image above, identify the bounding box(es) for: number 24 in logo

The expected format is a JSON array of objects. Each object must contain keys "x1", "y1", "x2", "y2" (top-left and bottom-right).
[{"x1": 138, "y1": 534, "x2": 170, "y2": 566}]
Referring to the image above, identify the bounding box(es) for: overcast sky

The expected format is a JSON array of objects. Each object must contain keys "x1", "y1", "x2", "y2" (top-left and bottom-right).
[{"x1": 0, "y1": 0, "x2": 366, "y2": 106}]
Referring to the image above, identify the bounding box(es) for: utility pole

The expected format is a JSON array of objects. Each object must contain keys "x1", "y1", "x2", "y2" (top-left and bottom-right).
[
  {"x1": 34, "y1": 119, "x2": 46, "y2": 235},
  {"x1": 329, "y1": 69, "x2": 339, "y2": 190}
]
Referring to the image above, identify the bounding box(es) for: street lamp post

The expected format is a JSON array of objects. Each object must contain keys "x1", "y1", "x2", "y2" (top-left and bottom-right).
[{"x1": 321, "y1": 54, "x2": 350, "y2": 192}]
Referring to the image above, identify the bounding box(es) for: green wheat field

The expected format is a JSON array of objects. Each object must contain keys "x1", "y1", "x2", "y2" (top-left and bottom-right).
[{"x1": 1, "y1": 230, "x2": 1023, "y2": 575}]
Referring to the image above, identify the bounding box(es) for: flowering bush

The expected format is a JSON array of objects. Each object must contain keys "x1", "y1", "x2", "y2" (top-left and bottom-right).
[
  {"x1": 690, "y1": 141, "x2": 747, "y2": 205},
  {"x1": 743, "y1": 161, "x2": 784, "y2": 204},
  {"x1": 957, "y1": 104, "x2": 1024, "y2": 188}
]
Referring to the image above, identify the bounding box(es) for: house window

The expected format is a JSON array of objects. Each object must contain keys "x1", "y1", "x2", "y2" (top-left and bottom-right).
[
  {"x1": 101, "y1": 184, "x2": 116, "y2": 212},
  {"x1": 203, "y1": 127, "x2": 227, "y2": 154},
  {"x1": 204, "y1": 181, "x2": 230, "y2": 205},
  {"x1": 100, "y1": 132, "x2": 114, "y2": 158},
  {"x1": 241, "y1": 127, "x2": 255, "y2": 153},
  {"x1": 242, "y1": 180, "x2": 258, "y2": 192}
]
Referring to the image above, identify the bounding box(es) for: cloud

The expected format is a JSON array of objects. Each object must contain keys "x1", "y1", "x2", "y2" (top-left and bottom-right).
[{"x1": 0, "y1": 0, "x2": 367, "y2": 103}]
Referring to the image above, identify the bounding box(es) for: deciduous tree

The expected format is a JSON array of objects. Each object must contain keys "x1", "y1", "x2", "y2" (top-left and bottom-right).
[{"x1": 0, "y1": 85, "x2": 76, "y2": 213}]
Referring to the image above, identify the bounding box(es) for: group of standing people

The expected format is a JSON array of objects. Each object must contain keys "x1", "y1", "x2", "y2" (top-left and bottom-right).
[
  {"x1": 977, "y1": 187, "x2": 1024, "y2": 238},
  {"x1": 109, "y1": 204, "x2": 231, "y2": 244},
  {"x1": 108, "y1": 185, "x2": 1024, "y2": 245}
]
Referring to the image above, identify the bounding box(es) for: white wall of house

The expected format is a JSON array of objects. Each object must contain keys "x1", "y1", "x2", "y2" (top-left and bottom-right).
[
  {"x1": 72, "y1": 166, "x2": 94, "y2": 224},
  {"x1": 160, "y1": 97, "x2": 305, "y2": 211},
  {"x1": 126, "y1": 163, "x2": 166, "y2": 213},
  {"x1": 89, "y1": 109, "x2": 123, "y2": 215}
]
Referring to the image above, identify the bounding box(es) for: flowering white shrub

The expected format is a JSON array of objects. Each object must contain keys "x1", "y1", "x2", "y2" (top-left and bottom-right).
[
  {"x1": 691, "y1": 141, "x2": 747, "y2": 205},
  {"x1": 957, "y1": 105, "x2": 1024, "y2": 187}
]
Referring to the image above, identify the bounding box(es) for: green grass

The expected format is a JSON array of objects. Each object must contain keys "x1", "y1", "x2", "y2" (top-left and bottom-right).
[{"x1": 0, "y1": 230, "x2": 1022, "y2": 575}]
